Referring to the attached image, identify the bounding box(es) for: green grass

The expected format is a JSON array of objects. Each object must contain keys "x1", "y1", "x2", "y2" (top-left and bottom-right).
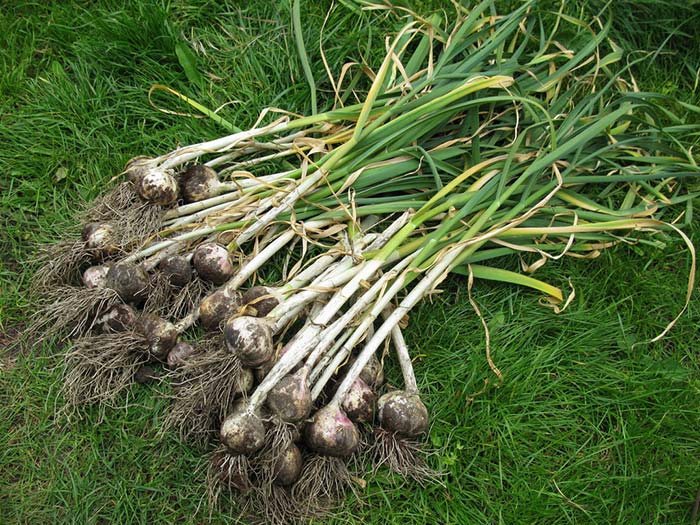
[{"x1": 1, "y1": 1, "x2": 699, "y2": 523}]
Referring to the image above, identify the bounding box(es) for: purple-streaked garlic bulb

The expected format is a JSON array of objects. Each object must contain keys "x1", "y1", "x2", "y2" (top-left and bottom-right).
[
  {"x1": 137, "y1": 167, "x2": 179, "y2": 205},
  {"x1": 359, "y1": 352, "x2": 384, "y2": 388},
  {"x1": 166, "y1": 341, "x2": 198, "y2": 367},
  {"x1": 223, "y1": 315, "x2": 274, "y2": 367},
  {"x1": 99, "y1": 304, "x2": 139, "y2": 333},
  {"x1": 180, "y1": 164, "x2": 222, "y2": 202},
  {"x1": 81, "y1": 222, "x2": 116, "y2": 256},
  {"x1": 199, "y1": 289, "x2": 241, "y2": 331},
  {"x1": 134, "y1": 365, "x2": 158, "y2": 385},
  {"x1": 158, "y1": 254, "x2": 193, "y2": 287},
  {"x1": 266, "y1": 367, "x2": 312, "y2": 423},
  {"x1": 193, "y1": 243, "x2": 234, "y2": 285},
  {"x1": 236, "y1": 367, "x2": 255, "y2": 396},
  {"x1": 82, "y1": 264, "x2": 111, "y2": 289},
  {"x1": 273, "y1": 444, "x2": 303, "y2": 486},
  {"x1": 241, "y1": 285, "x2": 280, "y2": 317},
  {"x1": 341, "y1": 378, "x2": 375, "y2": 423},
  {"x1": 105, "y1": 262, "x2": 149, "y2": 303},
  {"x1": 304, "y1": 405, "x2": 359, "y2": 457},
  {"x1": 139, "y1": 314, "x2": 178, "y2": 360},
  {"x1": 377, "y1": 390, "x2": 429, "y2": 437},
  {"x1": 220, "y1": 406, "x2": 266, "y2": 455},
  {"x1": 124, "y1": 156, "x2": 153, "y2": 184}
]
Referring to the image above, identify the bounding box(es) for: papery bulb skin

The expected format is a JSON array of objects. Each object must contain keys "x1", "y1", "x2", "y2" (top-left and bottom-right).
[
  {"x1": 99, "y1": 304, "x2": 139, "y2": 333},
  {"x1": 273, "y1": 444, "x2": 303, "y2": 486},
  {"x1": 199, "y1": 289, "x2": 241, "y2": 331},
  {"x1": 181, "y1": 164, "x2": 222, "y2": 202},
  {"x1": 377, "y1": 390, "x2": 429, "y2": 437},
  {"x1": 138, "y1": 167, "x2": 179, "y2": 205},
  {"x1": 254, "y1": 344, "x2": 292, "y2": 383},
  {"x1": 105, "y1": 262, "x2": 149, "y2": 304},
  {"x1": 139, "y1": 314, "x2": 178, "y2": 360},
  {"x1": 124, "y1": 156, "x2": 153, "y2": 184},
  {"x1": 266, "y1": 368, "x2": 312, "y2": 423},
  {"x1": 82, "y1": 223, "x2": 117, "y2": 256},
  {"x1": 159, "y1": 255, "x2": 193, "y2": 287},
  {"x1": 193, "y1": 243, "x2": 234, "y2": 285},
  {"x1": 341, "y1": 378, "x2": 375, "y2": 423},
  {"x1": 220, "y1": 408, "x2": 266, "y2": 455},
  {"x1": 166, "y1": 341, "x2": 197, "y2": 367},
  {"x1": 223, "y1": 315, "x2": 274, "y2": 367},
  {"x1": 235, "y1": 368, "x2": 255, "y2": 395},
  {"x1": 359, "y1": 352, "x2": 384, "y2": 387},
  {"x1": 82, "y1": 264, "x2": 111, "y2": 289},
  {"x1": 305, "y1": 405, "x2": 359, "y2": 457}
]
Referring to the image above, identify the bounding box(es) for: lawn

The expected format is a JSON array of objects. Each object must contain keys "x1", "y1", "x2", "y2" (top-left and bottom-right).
[{"x1": 1, "y1": 1, "x2": 699, "y2": 524}]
